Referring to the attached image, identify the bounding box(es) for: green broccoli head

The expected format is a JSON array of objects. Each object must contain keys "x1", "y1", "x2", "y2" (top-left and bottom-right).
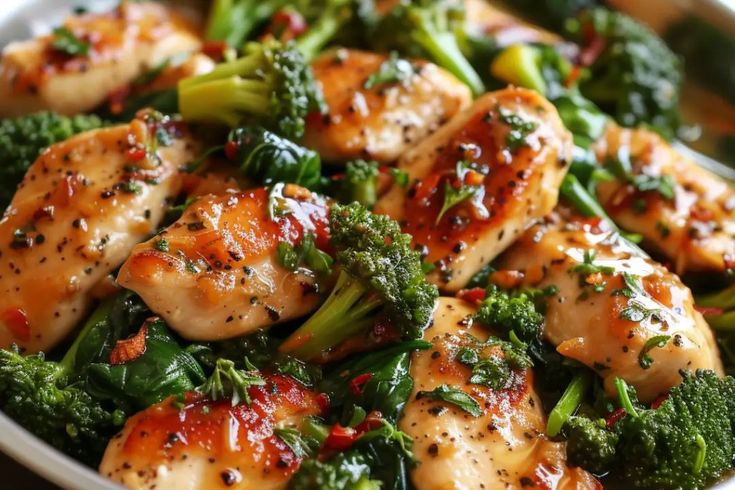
[
  {"x1": 0, "y1": 346, "x2": 123, "y2": 466},
  {"x1": 280, "y1": 202, "x2": 438, "y2": 360},
  {"x1": 287, "y1": 451, "x2": 380, "y2": 490},
  {"x1": 0, "y1": 111, "x2": 105, "y2": 209},
  {"x1": 566, "y1": 8, "x2": 683, "y2": 139},
  {"x1": 473, "y1": 284, "x2": 547, "y2": 344},
  {"x1": 371, "y1": 0, "x2": 484, "y2": 95},
  {"x1": 178, "y1": 40, "x2": 325, "y2": 138},
  {"x1": 616, "y1": 370, "x2": 735, "y2": 489},
  {"x1": 564, "y1": 415, "x2": 619, "y2": 475},
  {"x1": 564, "y1": 370, "x2": 735, "y2": 488},
  {"x1": 334, "y1": 159, "x2": 380, "y2": 207}
]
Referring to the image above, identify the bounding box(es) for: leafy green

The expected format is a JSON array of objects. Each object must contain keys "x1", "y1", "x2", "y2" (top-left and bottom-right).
[
  {"x1": 51, "y1": 27, "x2": 90, "y2": 56},
  {"x1": 228, "y1": 127, "x2": 323, "y2": 189},
  {"x1": 364, "y1": 52, "x2": 416, "y2": 89},
  {"x1": 288, "y1": 451, "x2": 380, "y2": 489},
  {"x1": 196, "y1": 358, "x2": 264, "y2": 405},
  {"x1": 416, "y1": 384, "x2": 482, "y2": 416}
]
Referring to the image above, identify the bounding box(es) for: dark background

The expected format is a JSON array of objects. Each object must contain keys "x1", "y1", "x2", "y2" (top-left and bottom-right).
[{"x1": 1, "y1": 451, "x2": 60, "y2": 490}]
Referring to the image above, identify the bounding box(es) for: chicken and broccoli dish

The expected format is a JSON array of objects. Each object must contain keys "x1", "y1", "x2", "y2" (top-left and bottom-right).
[{"x1": 1, "y1": 1, "x2": 735, "y2": 489}]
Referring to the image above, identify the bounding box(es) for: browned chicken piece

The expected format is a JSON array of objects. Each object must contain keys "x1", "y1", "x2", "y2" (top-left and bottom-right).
[
  {"x1": 302, "y1": 49, "x2": 472, "y2": 163},
  {"x1": 464, "y1": 0, "x2": 562, "y2": 47},
  {"x1": 593, "y1": 123, "x2": 735, "y2": 275},
  {"x1": 117, "y1": 185, "x2": 329, "y2": 341},
  {"x1": 496, "y1": 211, "x2": 722, "y2": 402},
  {"x1": 100, "y1": 374, "x2": 324, "y2": 490},
  {"x1": 0, "y1": 113, "x2": 195, "y2": 352},
  {"x1": 0, "y1": 1, "x2": 201, "y2": 117},
  {"x1": 401, "y1": 297, "x2": 600, "y2": 490},
  {"x1": 374, "y1": 87, "x2": 573, "y2": 292}
]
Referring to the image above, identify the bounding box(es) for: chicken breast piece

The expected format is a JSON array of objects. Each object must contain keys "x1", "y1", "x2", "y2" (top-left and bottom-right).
[
  {"x1": 401, "y1": 297, "x2": 599, "y2": 490},
  {"x1": 100, "y1": 375, "x2": 323, "y2": 490},
  {"x1": 374, "y1": 87, "x2": 573, "y2": 291},
  {"x1": 497, "y1": 211, "x2": 722, "y2": 402},
  {"x1": 464, "y1": 0, "x2": 562, "y2": 47},
  {"x1": 302, "y1": 49, "x2": 472, "y2": 163},
  {"x1": 594, "y1": 123, "x2": 735, "y2": 275},
  {"x1": 0, "y1": 1, "x2": 201, "y2": 117},
  {"x1": 117, "y1": 185, "x2": 329, "y2": 341},
  {"x1": 0, "y1": 113, "x2": 194, "y2": 353}
]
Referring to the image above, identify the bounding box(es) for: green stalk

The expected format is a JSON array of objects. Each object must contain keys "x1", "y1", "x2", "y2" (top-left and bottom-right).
[
  {"x1": 702, "y1": 310, "x2": 735, "y2": 331},
  {"x1": 279, "y1": 271, "x2": 382, "y2": 359},
  {"x1": 546, "y1": 372, "x2": 592, "y2": 436},
  {"x1": 295, "y1": 1, "x2": 351, "y2": 62},
  {"x1": 614, "y1": 377, "x2": 638, "y2": 418},
  {"x1": 179, "y1": 78, "x2": 272, "y2": 127},
  {"x1": 58, "y1": 299, "x2": 115, "y2": 374},
  {"x1": 696, "y1": 284, "x2": 735, "y2": 311},
  {"x1": 413, "y1": 28, "x2": 485, "y2": 96}
]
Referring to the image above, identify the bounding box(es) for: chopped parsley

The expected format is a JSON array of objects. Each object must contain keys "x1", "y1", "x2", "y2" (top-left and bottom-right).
[
  {"x1": 276, "y1": 234, "x2": 333, "y2": 275},
  {"x1": 436, "y1": 160, "x2": 485, "y2": 223},
  {"x1": 619, "y1": 301, "x2": 664, "y2": 324},
  {"x1": 570, "y1": 249, "x2": 616, "y2": 276},
  {"x1": 51, "y1": 27, "x2": 90, "y2": 57},
  {"x1": 605, "y1": 148, "x2": 675, "y2": 200},
  {"x1": 363, "y1": 52, "x2": 416, "y2": 89},
  {"x1": 497, "y1": 107, "x2": 538, "y2": 152},
  {"x1": 417, "y1": 384, "x2": 482, "y2": 417},
  {"x1": 274, "y1": 427, "x2": 319, "y2": 458},
  {"x1": 154, "y1": 238, "x2": 169, "y2": 253},
  {"x1": 638, "y1": 334, "x2": 671, "y2": 369}
]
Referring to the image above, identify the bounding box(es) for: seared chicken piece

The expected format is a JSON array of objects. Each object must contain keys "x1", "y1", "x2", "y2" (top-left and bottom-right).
[
  {"x1": 302, "y1": 49, "x2": 472, "y2": 163},
  {"x1": 375, "y1": 87, "x2": 573, "y2": 291},
  {"x1": 0, "y1": 1, "x2": 201, "y2": 117},
  {"x1": 594, "y1": 123, "x2": 735, "y2": 275},
  {"x1": 402, "y1": 297, "x2": 599, "y2": 490},
  {"x1": 117, "y1": 185, "x2": 328, "y2": 341},
  {"x1": 100, "y1": 374, "x2": 324, "y2": 490},
  {"x1": 497, "y1": 211, "x2": 722, "y2": 402},
  {"x1": 0, "y1": 113, "x2": 194, "y2": 352},
  {"x1": 464, "y1": 0, "x2": 562, "y2": 47}
]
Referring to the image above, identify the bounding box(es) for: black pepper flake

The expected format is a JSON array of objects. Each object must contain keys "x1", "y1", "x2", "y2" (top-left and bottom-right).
[
  {"x1": 427, "y1": 443, "x2": 439, "y2": 457},
  {"x1": 187, "y1": 221, "x2": 205, "y2": 231},
  {"x1": 100, "y1": 190, "x2": 115, "y2": 199},
  {"x1": 265, "y1": 305, "x2": 280, "y2": 322},
  {"x1": 221, "y1": 470, "x2": 238, "y2": 486}
]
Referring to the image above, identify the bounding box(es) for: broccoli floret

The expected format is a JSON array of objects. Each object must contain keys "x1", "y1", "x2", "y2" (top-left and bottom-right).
[
  {"x1": 510, "y1": 0, "x2": 599, "y2": 30},
  {"x1": 288, "y1": 451, "x2": 380, "y2": 490},
  {"x1": 279, "y1": 202, "x2": 438, "y2": 360},
  {"x1": 474, "y1": 284, "x2": 548, "y2": 344},
  {"x1": 564, "y1": 416, "x2": 619, "y2": 475},
  {"x1": 333, "y1": 159, "x2": 380, "y2": 207},
  {"x1": 178, "y1": 40, "x2": 324, "y2": 138},
  {"x1": 0, "y1": 302, "x2": 124, "y2": 466},
  {"x1": 564, "y1": 371, "x2": 735, "y2": 488},
  {"x1": 371, "y1": 0, "x2": 484, "y2": 95},
  {"x1": 566, "y1": 8, "x2": 683, "y2": 139},
  {"x1": 0, "y1": 112, "x2": 105, "y2": 209}
]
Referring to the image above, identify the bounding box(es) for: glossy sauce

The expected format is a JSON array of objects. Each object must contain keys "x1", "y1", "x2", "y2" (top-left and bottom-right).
[
  {"x1": 117, "y1": 185, "x2": 330, "y2": 341},
  {"x1": 100, "y1": 375, "x2": 324, "y2": 490}
]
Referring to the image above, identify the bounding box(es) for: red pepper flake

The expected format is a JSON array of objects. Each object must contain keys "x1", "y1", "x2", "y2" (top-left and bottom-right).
[
  {"x1": 457, "y1": 287, "x2": 486, "y2": 304},
  {"x1": 650, "y1": 392, "x2": 669, "y2": 410},
  {"x1": 695, "y1": 305, "x2": 724, "y2": 317},
  {"x1": 110, "y1": 320, "x2": 150, "y2": 365},
  {"x1": 262, "y1": 9, "x2": 307, "y2": 42},
  {"x1": 224, "y1": 140, "x2": 240, "y2": 161},
  {"x1": 126, "y1": 146, "x2": 147, "y2": 162},
  {"x1": 323, "y1": 424, "x2": 358, "y2": 452},
  {"x1": 107, "y1": 85, "x2": 131, "y2": 116},
  {"x1": 201, "y1": 40, "x2": 229, "y2": 62},
  {"x1": 349, "y1": 373, "x2": 373, "y2": 396},
  {"x1": 315, "y1": 392, "x2": 330, "y2": 416},
  {"x1": 605, "y1": 407, "x2": 627, "y2": 428},
  {"x1": 2, "y1": 308, "x2": 30, "y2": 342}
]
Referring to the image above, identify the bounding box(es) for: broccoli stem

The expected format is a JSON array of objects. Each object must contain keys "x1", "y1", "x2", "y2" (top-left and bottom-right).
[
  {"x1": 179, "y1": 78, "x2": 272, "y2": 127},
  {"x1": 279, "y1": 271, "x2": 382, "y2": 359},
  {"x1": 696, "y1": 284, "x2": 735, "y2": 311},
  {"x1": 412, "y1": 28, "x2": 485, "y2": 96},
  {"x1": 546, "y1": 372, "x2": 592, "y2": 437},
  {"x1": 295, "y1": 1, "x2": 351, "y2": 62},
  {"x1": 179, "y1": 52, "x2": 266, "y2": 90},
  {"x1": 701, "y1": 310, "x2": 735, "y2": 331}
]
